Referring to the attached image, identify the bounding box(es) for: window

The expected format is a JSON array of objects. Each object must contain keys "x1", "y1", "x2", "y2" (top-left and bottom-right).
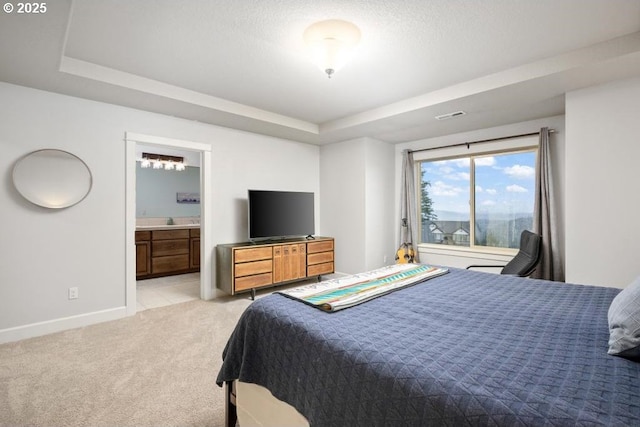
[{"x1": 419, "y1": 148, "x2": 537, "y2": 250}]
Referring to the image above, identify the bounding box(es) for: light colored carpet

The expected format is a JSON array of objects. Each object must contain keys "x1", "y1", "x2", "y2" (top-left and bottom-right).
[{"x1": 0, "y1": 295, "x2": 253, "y2": 427}]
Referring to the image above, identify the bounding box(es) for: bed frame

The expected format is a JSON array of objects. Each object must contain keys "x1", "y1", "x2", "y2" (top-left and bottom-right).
[{"x1": 224, "y1": 381, "x2": 237, "y2": 427}]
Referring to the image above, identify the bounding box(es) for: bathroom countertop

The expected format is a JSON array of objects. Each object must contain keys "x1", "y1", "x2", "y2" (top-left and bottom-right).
[{"x1": 136, "y1": 224, "x2": 200, "y2": 231}]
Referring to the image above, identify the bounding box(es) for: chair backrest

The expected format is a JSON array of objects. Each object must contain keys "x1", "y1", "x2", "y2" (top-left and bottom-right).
[{"x1": 501, "y1": 230, "x2": 542, "y2": 276}]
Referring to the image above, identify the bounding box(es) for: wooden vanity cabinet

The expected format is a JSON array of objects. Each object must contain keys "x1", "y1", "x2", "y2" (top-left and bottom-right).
[
  {"x1": 216, "y1": 237, "x2": 334, "y2": 296},
  {"x1": 136, "y1": 227, "x2": 200, "y2": 279}
]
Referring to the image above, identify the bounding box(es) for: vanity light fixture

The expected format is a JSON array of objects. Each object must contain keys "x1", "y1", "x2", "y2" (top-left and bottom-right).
[
  {"x1": 140, "y1": 153, "x2": 186, "y2": 171},
  {"x1": 303, "y1": 19, "x2": 361, "y2": 78}
]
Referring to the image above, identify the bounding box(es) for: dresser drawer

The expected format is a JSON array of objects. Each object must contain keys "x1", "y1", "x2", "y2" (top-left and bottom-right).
[
  {"x1": 135, "y1": 230, "x2": 151, "y2": 242},
  {"x1": 152, "y1": 229, "x2": 190, "y2": 240},
  {"x1": 307, "y1": 251, "x2": 333, "y2": 265},
  {"x1": 307, "y1": 240, "x2": 334, "y2": 253},
  {"x1": 234, "y1": 247, "x2": 273, "y2": 263},
  {"x1": 308, "y1": 262, "x2": 334, "y2": 276},
  {"x1": 235, "y1": 273, "x2": 272, "y2": 291},
  {"x1": 235, "y1": 260, "x2": 272, "y2": 278},
  {"x1": 152, "y1": 239, "x2": 189, "y2": 257}
]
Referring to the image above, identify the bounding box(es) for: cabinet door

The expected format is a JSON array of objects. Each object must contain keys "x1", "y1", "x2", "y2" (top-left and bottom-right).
[
  {"x1": 276, "y1": 244, "x2": 307, "y2": 282},
  {"x1": 272, "y1": 246, "x2": 283, "y2": 283},
  {"x1": 290, "y1": 244, "x2": 300, "y2": 279},
  {"x1": 298, "y1": 243, "x2": 307, "y2": 278},
  {"x1": 152, "y1": 255, "x2": 190, "y2": 274},
  {"x1": 282, "y1": 245, "x2": 293, "y2": 281},
  {"x1": 136, "y1": 241, "x2": 151, "y2": 276},
  {"x1": 190, "y1": 238, "x2": 200, "y2": 269}
]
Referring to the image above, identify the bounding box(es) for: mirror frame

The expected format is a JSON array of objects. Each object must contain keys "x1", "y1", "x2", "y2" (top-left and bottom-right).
[{"x1": 12, "y1": 149, "x2": 93, "y2": 209}]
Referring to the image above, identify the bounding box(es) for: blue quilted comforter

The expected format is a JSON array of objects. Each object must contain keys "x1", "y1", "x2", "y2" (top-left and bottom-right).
[{"x1": 216, "y1": 268, "x2": 640, "y2": 426}]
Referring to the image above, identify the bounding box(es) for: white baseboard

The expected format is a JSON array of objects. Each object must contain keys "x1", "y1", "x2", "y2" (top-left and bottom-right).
[{"x1": 0, "y1": 306, "x2": 129, "y2": 345}]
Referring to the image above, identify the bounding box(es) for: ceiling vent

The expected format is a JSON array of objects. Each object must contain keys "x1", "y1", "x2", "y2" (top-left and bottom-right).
[{"x1": 435, "y1": 111, "x2": 466, "y2": 121}]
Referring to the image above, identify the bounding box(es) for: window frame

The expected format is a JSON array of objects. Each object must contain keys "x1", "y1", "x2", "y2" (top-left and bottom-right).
[{"x1": 414, "y1": 136, "x2": 539, "y2": 256}]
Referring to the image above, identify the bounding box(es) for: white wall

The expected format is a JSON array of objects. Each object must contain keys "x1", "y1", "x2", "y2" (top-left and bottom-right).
[
  {"x1": 364, "y1": 139, "x2": 395, "y2": 270},
  {"x1": 394, "y1": 116, "x2": 566, "y2": 270},
  {"x1": 320, "y1": 137, "x2": 395, "y2": 274},
  {"x1": 0, "y1": 82, "x2": 319, "y2": 340},
  {"x1": 565, "y1": 76, "x2": 640, "y2": 288},
  {"x1": 6, "y1": 74, "x2": 639, "y2": 342}
]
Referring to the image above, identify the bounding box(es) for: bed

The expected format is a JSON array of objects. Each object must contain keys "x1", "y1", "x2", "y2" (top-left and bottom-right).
[{"x1": 216, "y1": 265, "x2": 640, "y2": 426}]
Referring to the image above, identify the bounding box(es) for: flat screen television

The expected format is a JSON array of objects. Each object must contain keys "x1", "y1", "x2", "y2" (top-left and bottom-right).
[{"x1": 248, "y1": 190, "x2": 315, "y2": 241}]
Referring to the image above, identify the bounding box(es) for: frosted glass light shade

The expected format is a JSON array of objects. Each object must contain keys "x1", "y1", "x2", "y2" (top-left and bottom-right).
[{"x1": 303, "y1": 19, "x2": 361, "y2": 78}]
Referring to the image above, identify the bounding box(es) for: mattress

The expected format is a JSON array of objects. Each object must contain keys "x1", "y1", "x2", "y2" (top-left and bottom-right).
[{"x1": 217, "y1": 267, "x2": 640, "y2": 426}]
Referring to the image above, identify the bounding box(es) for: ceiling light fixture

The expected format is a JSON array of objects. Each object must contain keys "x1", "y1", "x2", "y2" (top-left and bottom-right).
[
  {"x1": 303, "y1": 19, "x2": 361, "y2": 79},
  {"x1": 139, "y1": 153, "x2": 186, "y2": 171}
]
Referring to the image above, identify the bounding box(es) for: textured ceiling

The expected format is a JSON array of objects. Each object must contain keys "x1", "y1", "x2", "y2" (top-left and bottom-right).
[{"x1": 2, "y1": 0, "x2": 640, "y2": 145}]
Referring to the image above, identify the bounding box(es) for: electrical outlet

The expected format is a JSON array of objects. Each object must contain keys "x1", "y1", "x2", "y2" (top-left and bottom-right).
[
  {"x1": 383, "y1": 255, "x2": 388, "y2": 264},
  {"x1": 68, "y1": 287, "x2": 79, "y2": 300}
]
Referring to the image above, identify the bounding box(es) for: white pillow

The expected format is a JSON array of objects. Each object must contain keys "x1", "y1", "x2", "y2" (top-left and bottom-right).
[{"x1": 608, "y1": 276, "x2": 640, "y2": 361}]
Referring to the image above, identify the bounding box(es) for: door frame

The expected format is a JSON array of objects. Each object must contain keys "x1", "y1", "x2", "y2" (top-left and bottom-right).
[{"x1": 125, "y1": 132, "x2": 213, "y2": 315}]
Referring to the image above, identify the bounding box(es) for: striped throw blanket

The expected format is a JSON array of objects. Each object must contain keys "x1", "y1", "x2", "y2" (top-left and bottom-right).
[{"x1": 277, "y1": 264, "x2": 448, "y2": 312}]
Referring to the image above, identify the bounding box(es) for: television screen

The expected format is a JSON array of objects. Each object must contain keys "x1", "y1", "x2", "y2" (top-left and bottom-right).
[{"x1": 248, "y1": 190, "x2": 315, "y2": 240}]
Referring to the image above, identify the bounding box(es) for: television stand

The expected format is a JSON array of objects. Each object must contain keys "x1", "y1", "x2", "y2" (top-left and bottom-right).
[{"x1": 216, "y1": 237, "x2": 334, "y2": 298}]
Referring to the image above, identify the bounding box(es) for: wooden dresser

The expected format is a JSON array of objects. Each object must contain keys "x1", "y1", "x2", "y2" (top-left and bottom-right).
[{"x1": 216, "y1": 237, "x2": 334, "y2": 297}]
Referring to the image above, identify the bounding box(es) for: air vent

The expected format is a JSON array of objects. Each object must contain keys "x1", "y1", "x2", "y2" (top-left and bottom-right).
[{"x1": 435, "y1": 111, "x2": 466, "y2": 121}]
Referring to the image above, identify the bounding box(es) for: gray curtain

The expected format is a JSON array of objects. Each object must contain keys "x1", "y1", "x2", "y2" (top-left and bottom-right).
[
  {"x1": 399, "y1": 149, "x2": 420, "y2": 263},
  {"x1": 531, "y1": 127, "x2": 564, "y2": 281}
]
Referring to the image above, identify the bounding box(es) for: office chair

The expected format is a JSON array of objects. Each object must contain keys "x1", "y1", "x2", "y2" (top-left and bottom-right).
[{"x1": 466, "y1": 229, "x2": 542, "y2": 277}]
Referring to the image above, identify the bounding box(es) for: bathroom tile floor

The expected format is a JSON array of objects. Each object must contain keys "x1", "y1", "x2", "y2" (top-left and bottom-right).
[{"x1": 136, "y1": 272, "x2": 200, "y2": 312}]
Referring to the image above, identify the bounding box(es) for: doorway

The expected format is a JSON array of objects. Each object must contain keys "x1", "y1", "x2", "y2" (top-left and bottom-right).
[
  {"x1": 135, "y1": 144, "x2": 201, "y2": 310},
  {"x1": 124, "y1": 132, "x2": 213, "y2": 316}
]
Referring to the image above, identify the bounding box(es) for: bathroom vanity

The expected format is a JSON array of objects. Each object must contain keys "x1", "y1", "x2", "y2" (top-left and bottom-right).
[{"x1": 135, "y1": 225, "x2": 200, "y2": 279}]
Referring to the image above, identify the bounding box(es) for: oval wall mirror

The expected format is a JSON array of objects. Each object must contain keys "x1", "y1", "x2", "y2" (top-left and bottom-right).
[{"x1": 12, "y1": 149, "x2": 93, "y2": 209}]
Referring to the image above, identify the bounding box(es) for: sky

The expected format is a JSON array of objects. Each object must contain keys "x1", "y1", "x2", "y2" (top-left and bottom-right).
[{"x1": 421, "y1": 151, "x2": 536, "y2": 218}]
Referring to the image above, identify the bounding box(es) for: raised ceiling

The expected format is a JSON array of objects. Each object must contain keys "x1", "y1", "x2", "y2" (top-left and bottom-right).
[{"x1": 1, "y1": 0, "x2": 640, "y2": 145}]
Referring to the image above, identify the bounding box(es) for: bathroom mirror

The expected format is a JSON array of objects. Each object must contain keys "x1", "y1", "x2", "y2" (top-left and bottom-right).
[{"x1": 12, "y1": 149, "x2": 93, "y2": 209}]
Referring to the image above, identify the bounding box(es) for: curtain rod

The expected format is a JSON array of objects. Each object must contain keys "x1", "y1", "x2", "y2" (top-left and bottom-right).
[{"x1": 408, "y1": 129, "x2": 555, "y2": 154}]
